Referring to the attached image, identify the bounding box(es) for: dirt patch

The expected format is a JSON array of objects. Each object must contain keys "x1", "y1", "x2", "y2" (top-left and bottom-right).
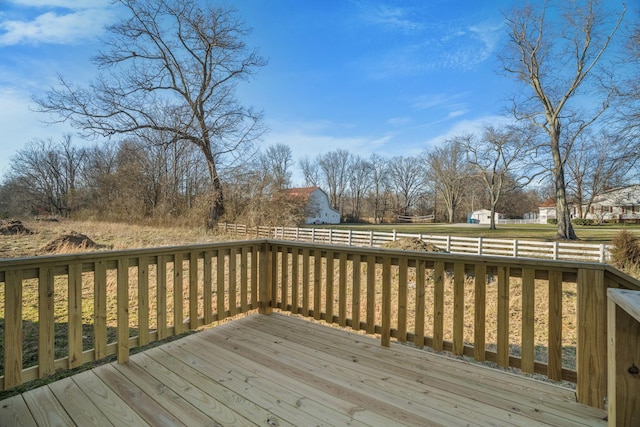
[
  {"x1": 383, "y1": 237, "x2": 447, "y2": 252},
  {"x1": 0, "y1": 219, "x2": 32, "y2": 235},
  {"x1": 39, "y1": 231, "x2": 101, "y2": 254}
]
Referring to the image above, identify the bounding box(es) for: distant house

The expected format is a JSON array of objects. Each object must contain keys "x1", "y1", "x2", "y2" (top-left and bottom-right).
[
  {"x1": 281, "y1": 187, "x2": 341, "y2": 225},
  {"x1": 469, "y1": 209, "x2": 502, "y2": 225},
  {"x1": 580, "y1": 184, "x2": 640, "y2": 223},
  {"x1": 538, "y1": 197, "x2": 556, "y2": 224}
]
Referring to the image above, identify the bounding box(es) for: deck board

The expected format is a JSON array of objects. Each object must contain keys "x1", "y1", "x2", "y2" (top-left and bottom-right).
[{"x1": 0, "y1": 313, "x2": 607, "y2": 427}]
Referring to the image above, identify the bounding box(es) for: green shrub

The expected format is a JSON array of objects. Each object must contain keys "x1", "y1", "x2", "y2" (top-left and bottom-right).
[
  {"x1": 546, "y1": 218, "x2": 557, "y2": 225},
  {"x1": 610, "y1": 230, "x2": 640, "y2": 270}
]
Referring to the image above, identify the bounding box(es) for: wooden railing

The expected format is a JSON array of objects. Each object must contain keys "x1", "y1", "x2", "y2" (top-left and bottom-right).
[
  {"x1": 1, "y1": 239, "x2": 639, "y2": 412},
  {"x1": 218, "y1": 223, "x2": 611, "y2": 262}
]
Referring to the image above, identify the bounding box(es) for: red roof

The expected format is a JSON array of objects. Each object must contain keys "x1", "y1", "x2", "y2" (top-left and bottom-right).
[
  {"x1": 280, "y1": 186, "x2": 320, "y2": 203},
  {"x1": 540, "y1": 197, "x2": 555, "y2": 207}
]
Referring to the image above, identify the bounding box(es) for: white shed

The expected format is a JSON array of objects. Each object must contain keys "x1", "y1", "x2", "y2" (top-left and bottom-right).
[
  {"x1": 469, "y1": 209, "x2": 501, "y2": 225},
  {"x1": 281, "y1": 187, "x2": 341, "y2": 225}
]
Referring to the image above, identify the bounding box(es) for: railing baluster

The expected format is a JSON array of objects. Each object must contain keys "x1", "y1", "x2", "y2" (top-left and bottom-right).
[
  {"x1": 453, "y1": 262, "x2": 465, "y2": 355},
  {"x1": 415, "y1": 259, "x2": 426, "y2": 348},
  {"x1": 497, "y1": 266, "x2": 510, "y2": 367},
  {"x1": 157, "y1": 255, "x2": 167, "y2": 340},
  {"x1": 352, "y1": 255, "x2": 361, "y2": 330},
  {"x1": 251, "y1": 245, "x2": 258, "y2": 309},
  {"x1": 314, "y1": 250, "x2": 322, "y2": 321},
  {"x1": 432, "y1": 261, "x2": 444, "y2": 351},
  {"x1": 302, "y1": 248, "x2": 310, "y2": 316},
  {"x1": 173, "y1": 253, "x2": 183, "y2": 335},
  {"x1": 326, "y1": 251, "x2": 334, "y2": 323},
  {"x1": 68, "y1": 263, "x2": 83, "y2": 369},
  {"x1": 229, "y1": 249, "x2": 237, "y2": 316},
  {"x1": 338, "y1": 252, "x2": 347, "y2": 327},
  {"x1": 397, "y1": 258, "x2": 408, "y2": 342},
  {"x1": 381, "y1": 256, "x2": 392, "y2": 347},
  {"x1": 547, "y1": 270, "x2": 563, "y2": 380},
  {"x1": 217, "y1": 249, "x2": 225, "y2": 319},
  {"x1": 204, "y1": 251, "x2": 213, "y2": 324},
  {"x1": 189, "y1": 252, "x2": 198, "y2": 329},
  {"x1": 117, "y1": 259, "x2": 129, "y2": 364},
  {"x1": 5, "y1": 270, "x2": 23, "y2": 388},
  {"x1": 521, "y1": 268, "x2": 535, "y2": 373},
  {"x1": 241, "y1": 247, "x2": 249, "y2": 313},
  {"x1": 138, "y1": 256, "x2": 150, "y2": 346},
  {"x1": 38, "y1": 267, "x2": 55, "y2": 378},
  {"x1": 280, "y1": 248, "x2": 288, "y2": 311},
  {"x1": 366, "y1": 255, "x2": 376, "y2": 334},
  {"x1": 474, "y1": 263, "x2": 486, "y2": 361}
]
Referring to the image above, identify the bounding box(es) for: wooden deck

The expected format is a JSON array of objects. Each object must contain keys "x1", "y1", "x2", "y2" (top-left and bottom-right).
[{"x1": 0, "y1": 313, "x2": 607, "y2": 427}]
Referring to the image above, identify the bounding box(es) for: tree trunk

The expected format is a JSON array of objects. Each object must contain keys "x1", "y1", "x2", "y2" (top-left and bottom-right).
[
  {"x1": 551, "y1": 133, "x2": 577, "y2": 240},
  {"x1": 205, "y1": 156, "x2": 224, "y2": 229}
]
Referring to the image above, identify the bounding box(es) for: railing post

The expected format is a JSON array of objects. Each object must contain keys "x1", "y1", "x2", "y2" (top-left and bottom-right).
[
  {"x1": 259, "y1": 242, "x2": 273, "y2": 315},
  {"x1": 312, "y1": 228, "x2": 316, "y2": 243},
  {"x1": 553, "y1": 241, "x2": 559, "y2": 260},
  {"x1": 576, "y1": 267, "x2": 607, "y2": 409},
  {"x1": 477, "y1": 237, "x2": 483, "y2": 255},
  {"x1": 446, "y1": 235, "x2": 451, "y2": 252},
  {"x1": 117, "y1": 259, "x2": 129, "y2": 364},
  {"x1": 392, "y1": 229, "x2": 397, "y2": 242},
  {"x1": 599, "y1": 244, "x2": 605, "y2": 263},
  {"x1": 513, "y1": 240, "x2": 518, "y2": 258},
  {"x1": 369, "y1": 230, "x2": 374, "y2": 247},
  {"x1": 329, "y1": 228, "x2": 333, "y2": 244},
  {"x1": 348, "y1": 229, "x2": 353, "y2": 246}
]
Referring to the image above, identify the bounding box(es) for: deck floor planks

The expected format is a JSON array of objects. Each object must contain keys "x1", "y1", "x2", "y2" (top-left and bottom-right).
[
  {"x1": 209, "y1": 320, "x2": 473, "y2": 426},
  {"x1": 185, "y1": 332, "x2": 404, "y2": 427},
  {"x1": 145, "y1": 346, "x2": 297, "y2": 427},
  {"x1": 47, "y1": 376, "x2": 114, "y2": 427},
  {"x1": 111, "y1": 357, "x2": 221, "y2": 427},
  {"x1": 214, "y1": 316, "x2": 532, "y2": 426},
  {"x1": 170, "y1": 334, "x2": 381, "y2": 426},
  {"x1": 0, "y1": 312, "x2": 607, "y2": 427},
  {"x1": 21, "y1": 384, "x2": 75, "y2": 426},
  {"x1": 132, "y1": 351, "x2": 262, "y2": 426},
  {"x1": 255, "y1": 313, "x2": 607, "y2": 426},
  {"x1": 0, "y1": 394, "x2": 37, "y2": 427}
]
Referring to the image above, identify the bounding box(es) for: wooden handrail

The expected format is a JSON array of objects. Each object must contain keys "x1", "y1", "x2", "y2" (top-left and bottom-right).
[{"x1": 2, "y1": 238, "x2": 639, "y2": 412}]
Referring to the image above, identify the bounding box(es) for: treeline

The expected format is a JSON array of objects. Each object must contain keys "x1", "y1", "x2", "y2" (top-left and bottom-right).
[{"x1": 0, "y1": 132, "x2": 550, "y2": 226}]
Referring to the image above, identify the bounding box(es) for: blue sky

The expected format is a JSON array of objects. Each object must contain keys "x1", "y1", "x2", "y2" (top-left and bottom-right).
[{"x1": 0, "y1": 0, "x2": 627, "y2": 185}]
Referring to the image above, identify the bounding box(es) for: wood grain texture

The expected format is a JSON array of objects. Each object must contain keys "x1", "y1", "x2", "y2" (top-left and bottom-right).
[{"x1": 0, "y1": 313, "x2": 607, "y2": 427}]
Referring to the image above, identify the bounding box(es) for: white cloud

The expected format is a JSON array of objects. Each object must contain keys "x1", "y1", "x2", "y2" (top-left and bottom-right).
[
  {"x1": 362, "y1": 5, "x2": 424, "y2": 33},
  {"x1": 423, "y1": 114, "x2": 512, "y2": 148},
  {"x1": 0, "y1": 3, "x2": 115, "y2": 46}
]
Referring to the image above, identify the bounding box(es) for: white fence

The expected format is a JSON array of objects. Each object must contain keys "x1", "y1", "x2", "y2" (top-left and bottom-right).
[{"x1": 218, "y1": 223, "x2": 611, "y2": 263}]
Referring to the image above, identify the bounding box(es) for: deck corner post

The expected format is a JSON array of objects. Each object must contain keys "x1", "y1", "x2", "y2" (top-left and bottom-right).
[
  {"x1": 259, "y1": 242, "x2": 273, "y2": 315},
  {"x1": 576, "y1": 267, "x2": 607, "y2": 409}
]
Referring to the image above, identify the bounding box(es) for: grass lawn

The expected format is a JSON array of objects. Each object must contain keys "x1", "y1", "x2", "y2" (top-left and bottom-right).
[{"x1": 320, "y1": 222, "x2": 640, "y2": 243}]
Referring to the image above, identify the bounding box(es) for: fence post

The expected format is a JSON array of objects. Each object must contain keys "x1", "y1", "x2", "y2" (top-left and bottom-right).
[
  {"x1": 446, "y1": 235, "x2": 451, "y2": 252},
  {"x1": 553, "y1": 241, "x2": 559, "y2": 260},
  {"x1": 392, "y1": 229, "x2": 397, "y2": 242},
  {"x1": 599, "y1": 244, "x2": 605, "y2": 263},
  {"x1": 259, "y1": 242, "x2": 273, "y2": 315},
  {"x1": 329, "y1": 228, "x2": 333, "y2": 244},
  {"x1": 296, "y1": 227, "x2": 300, "y2": 241},
  {"x1": 370, "y1": 230, "x2": 374, "y2": 247},
  {"x1": 477, "y1": 237, "x2": 483, "y2": 255},
  {"x1": 576, "y1": 267, "x2": 607, "y2": 409},
  {"x1": 513, "y1": 240, "x2": 519, "y2": 258},
  {"x1": 348, "y1": 230, "x2": 353, "y2": 246},
  {"x1": 312, "y1": 228, "x2": 316, "y2": 243}
]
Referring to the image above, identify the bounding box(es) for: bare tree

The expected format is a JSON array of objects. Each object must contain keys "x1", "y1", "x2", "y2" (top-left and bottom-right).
[
  {"x1": 465, "y1": 125, "x2": 536, "y2": 229},
  {"x1": 299, "y1": 156, "x2": 320, "y2": 187},
  {"x1": 8, "y1": 136, "x2": 86, "y2": 217},
  {"x1": 567, "y1": 131, "x2": 634, "y2": 220},
  {"x1": 387, "y1": 156, "x2": 425, "y2": 216},
  {"x1": 425, "y1": 140, "x2": 475, "y2": 223},
  {"x1": 259, "y1": 144, "x2": 293, "y2": 192},
  {"x1": 318, "y1": 149, "x2": 352, "y2": 216},
  {"x1": 500, "y1": 0, "x2": 625, "y2": 239},
  {"x1": 368, "y1": 153, "x2": 390, "y2": 224},
  {"x1": 34, "y1": 0, "x2": 266, "y2": 228},
  {"x1": 347, "y1": 155, "x2": 372, "y2": 221}
]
